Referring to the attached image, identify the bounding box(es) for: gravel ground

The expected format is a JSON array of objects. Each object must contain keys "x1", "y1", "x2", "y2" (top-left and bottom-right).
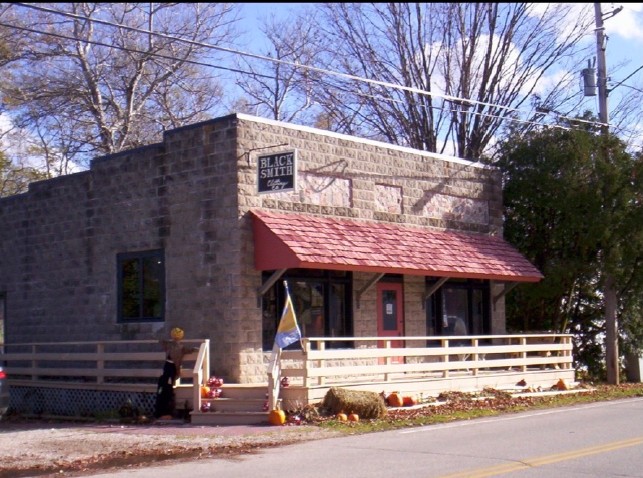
[
  {"x1": 0, "y1": 418, "x2": 343, "y2": 477},
  {"x1": 1, "y1": 384, "x2": 612, "y2": 477}
]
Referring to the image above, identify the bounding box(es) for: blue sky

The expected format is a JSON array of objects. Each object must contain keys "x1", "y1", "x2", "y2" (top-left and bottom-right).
[{"x1": 237, "y1": 3, "x2": 643, "y2": 85}]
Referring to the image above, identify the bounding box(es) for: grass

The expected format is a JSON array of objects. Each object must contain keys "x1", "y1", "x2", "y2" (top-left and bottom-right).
[{"x1": 308, "y1": 382, "x2": 643, "y2": 434}]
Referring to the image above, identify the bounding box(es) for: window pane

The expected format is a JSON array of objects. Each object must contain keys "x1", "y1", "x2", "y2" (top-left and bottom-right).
[
  {"x1": 381, "y1": 290, "x2": 398, "y2": 331},
  {"x1": 262, "y1": 287, "x2": 278, "y2": 350},
  {"x1": 471, "y1": 289, "x2": 484, "y2": 335},
  {"x1": 328, "y1": 284, "x2": 345, "y2": 338},
  {"x1": 292, "y1": 281, "x2": 325, "y2": 338},
  {"x1": 425, "y1": 279, "x2": 490, "y2": 338},
  {"x1": 121, "y1": 259, "x2": 141, "y2": 318},
  {"x1": 142, "y1": 256, "x2": 163, "y2": 317},
  {"x1": 442, "y1": 287, "x2": 468, "y2": 335}
]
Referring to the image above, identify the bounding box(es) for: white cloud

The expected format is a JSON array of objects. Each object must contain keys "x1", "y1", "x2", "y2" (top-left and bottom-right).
[
  {"x1": 529, "y1": 3, "x2": 594, "y2": 42},
  {"x1": 606, "y1": 3, "x2": 643, "y2": 42}
]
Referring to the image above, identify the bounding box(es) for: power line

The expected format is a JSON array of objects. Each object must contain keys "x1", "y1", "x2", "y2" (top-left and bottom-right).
[
  {"x1": 0, "y1": 22, "x2": 274, "y2": 80},
  {"x1": 619, "y1": 83, "x2": 643, "y2": 95},
  {"x1": 11, "y1": 2, "x2": 608, "y2": 130},
  {"x1": 609, "y1": 64, "x2": 643, "y2": 93},
  {"x1": 0, "y1": 20, "x2": 554, "y2": 142},
  {"x1": 9, "y1": 2, "x2": 624, "y2": 139},
  {"x1": 355, "y1": 90, "x2": 573, "y2": 132}
]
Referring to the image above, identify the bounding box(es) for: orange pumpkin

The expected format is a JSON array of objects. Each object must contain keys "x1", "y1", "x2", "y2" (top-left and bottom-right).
[
  {"x1": 336, "y1": 412, "x2": 348, "y2": 421},
  {"x1": 387, "y1": 392, "x2": 404, "y2": 407},
  {"x1": 403, "y1": 396, "x2": 417, "y2": 407},
  {"x1": 268, "y1": 409, "x2": 286, "y2": 426},
  {"x1": 170, "y1": 327, "x2": 184, "y2": 340},
  {"x1": 200, "y1": 385, "x2": 210, "y2": 398},
  {"x1": 348, "y1": 413, "x2": 359, "y2": 422}
]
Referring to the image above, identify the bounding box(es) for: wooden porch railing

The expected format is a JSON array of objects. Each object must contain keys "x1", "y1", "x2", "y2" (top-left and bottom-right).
[
  {"x1": 0, "y1": 339, "x2": 208, "y2": 392},
  {"x1": 1, "y1": 335, "x2": 573, "y2": 416},
  {"x1": 268, "y1": 334, "x2": 574, "y2": 409}
]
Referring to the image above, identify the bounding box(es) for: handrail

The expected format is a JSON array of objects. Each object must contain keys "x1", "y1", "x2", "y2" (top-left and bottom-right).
[
  {"x1": 191, "y1": 339, "x2": 210, "y2": 413},
  {"x1": 277, "y1": 334, "x2": 573, "y2": 387},
  {"x1": 0, "y1": 334, "x2": 573, "y2": 404},
  {"x1": 0, "y1": 339, "x2": 205, "y2": 389}
]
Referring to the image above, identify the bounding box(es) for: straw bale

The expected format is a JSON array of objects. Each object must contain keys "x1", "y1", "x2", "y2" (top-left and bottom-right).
[{"x1": 320, "y1": 387, "x2": 387, "y2": 419}]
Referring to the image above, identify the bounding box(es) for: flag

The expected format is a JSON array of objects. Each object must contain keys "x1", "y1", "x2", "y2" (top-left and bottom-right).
[{"x1": 274, "y1": 281, "x2": 302, "y2": 349}]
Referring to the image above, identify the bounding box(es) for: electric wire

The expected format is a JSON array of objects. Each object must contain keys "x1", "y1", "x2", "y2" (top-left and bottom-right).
[
  {"x1": 11, "y1": 2, "x2": 609, "y2": 129},
  {"x1": 9, "y1": 2, "x2": 643, "y2": 140},
  {"x1": 7, "y1": 12, "x2": 572, "y2": 134},
  {"x1": 0, "y1": 21, "x2": 274, "y2": 80},
  {"x1": 609, "y1": 64, "x2": 643, "y2": 93},
  {"x1": 353, "y1": 90, "x2": 573, "y2": 132}
]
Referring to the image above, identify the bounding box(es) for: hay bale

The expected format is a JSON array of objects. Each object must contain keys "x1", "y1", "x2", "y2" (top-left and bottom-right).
[{"x1": 321, "y1": 387, "x2": 387, "y2": 419}]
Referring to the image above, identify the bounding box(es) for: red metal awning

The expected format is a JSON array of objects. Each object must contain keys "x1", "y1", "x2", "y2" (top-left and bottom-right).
[{"x1": 250, "y1": 209, "x2": 543, "y2": 282}]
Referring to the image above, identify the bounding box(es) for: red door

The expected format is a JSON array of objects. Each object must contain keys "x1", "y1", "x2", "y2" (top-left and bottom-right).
[{"x1": 377, "y1": 282, "x2": 404, "y2": 364}]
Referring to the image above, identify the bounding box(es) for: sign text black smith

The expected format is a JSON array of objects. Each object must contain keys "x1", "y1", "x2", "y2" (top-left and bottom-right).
[{"x1": 257, "y1": 151, "x2": 296, "y2": 193}]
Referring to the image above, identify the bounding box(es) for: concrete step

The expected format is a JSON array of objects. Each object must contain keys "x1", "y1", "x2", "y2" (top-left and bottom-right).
[
  {"x1": 185, "y1": 383, "x2": 276, "y2": 425},
  {"x1": 200, "y1": 397, "x2": 268, "y2": 413},
  {"x1": 207, "y1": 383, "x2": 269, "y2": 400},
  {"x1": 190, "y1": 410, "x2": 270, "y2": 426},
  {"x1": 176, "y1": 383, "x2": 269, "y2": 408}
]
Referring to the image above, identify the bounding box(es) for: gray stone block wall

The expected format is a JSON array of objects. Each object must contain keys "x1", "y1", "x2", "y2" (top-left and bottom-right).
[
  {"x1": 234, "y1": 115, "x2": 505, "y2": 381},
  {"x1": 0, "y1": 113, "x2": 507, "y2": 384}
]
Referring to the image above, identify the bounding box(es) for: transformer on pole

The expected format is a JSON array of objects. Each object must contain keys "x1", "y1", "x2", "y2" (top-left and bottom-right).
[{"x1": 581, "y1": 59, "x2": 597, "y2": 97}]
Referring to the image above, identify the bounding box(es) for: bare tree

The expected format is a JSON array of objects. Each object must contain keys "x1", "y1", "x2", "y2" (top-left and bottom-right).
[
  {"x1": 0, "y1": 147, "x2": 47, "y2": 197},
  {"x1": 298, "y1": 3, "x2": 595, "y2": 160},
  {"x1": 232, "y1": 8, "x2": 327, "y2": 124},
  {"x1": 0, "y1": 3, "x2": 241, "y2": 169}
]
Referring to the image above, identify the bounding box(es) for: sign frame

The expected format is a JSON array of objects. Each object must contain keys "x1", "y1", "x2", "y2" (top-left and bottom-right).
[{"x1": 257, "y1": 150, "x2": 297, "y2": 194}]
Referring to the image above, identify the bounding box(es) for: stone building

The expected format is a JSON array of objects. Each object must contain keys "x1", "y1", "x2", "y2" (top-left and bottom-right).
[{"x1": 0, "y1": 113, "x2": 542, "y2": 384}]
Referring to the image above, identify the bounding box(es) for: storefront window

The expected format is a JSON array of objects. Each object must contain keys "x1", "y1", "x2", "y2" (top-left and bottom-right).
[
  {"x1": 262, "y1": 270, "x2": 352, "y2": 350},
  {"x1": 426, "y1": 278, "x2": 489, "y2": 338}
]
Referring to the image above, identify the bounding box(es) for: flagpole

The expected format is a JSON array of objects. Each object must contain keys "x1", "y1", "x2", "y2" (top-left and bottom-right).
[
  {"x1": 267, "y1": 342, "x2": 281, "y2": 411},
  {"x1": 267, "y1": 280, "x2": 302, "y2": 411}
]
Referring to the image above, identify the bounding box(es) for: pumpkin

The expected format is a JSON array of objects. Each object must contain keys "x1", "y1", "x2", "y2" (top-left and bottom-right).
[
  {"x1": 170, "y1": 327, "x2": 184, "y2": 340},
  {"x1": 403, "y1": 396, "x2": 417, "y2": 407},
  {"x1": 268, "y1": 409, "x2": 286, "y2": 426},
  {"x1": 200, "y1": 385, "x2": 210, "y2": 398},
  {"x1": 336, "y1": 412, "x2": 348, "y2": 422},
  {"x1": 348, "y1": 413, "x2": 359, "y2": 422},
  {"x1": 386, "y1": 392, "x2": 404, "y2": 407}
]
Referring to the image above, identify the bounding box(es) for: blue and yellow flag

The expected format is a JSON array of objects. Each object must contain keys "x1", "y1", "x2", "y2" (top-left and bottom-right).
[{"x1": 274, "y1": 281, "x2": 302, "y2": 349}]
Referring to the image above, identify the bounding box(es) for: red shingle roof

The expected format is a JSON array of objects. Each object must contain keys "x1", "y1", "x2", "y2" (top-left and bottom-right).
[{"x1": 250, "y1": 209, "x2": 543, "y2": 282}]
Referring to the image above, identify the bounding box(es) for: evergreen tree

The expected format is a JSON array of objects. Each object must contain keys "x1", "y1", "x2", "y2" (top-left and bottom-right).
[{"x1": 497, "y1": 123, "x2": 643, "y2": 379}]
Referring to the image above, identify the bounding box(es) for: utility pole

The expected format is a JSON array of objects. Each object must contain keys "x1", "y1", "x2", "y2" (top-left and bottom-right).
[{"x1": 593, "y1": 3, "x2": 619, "y2": 385}]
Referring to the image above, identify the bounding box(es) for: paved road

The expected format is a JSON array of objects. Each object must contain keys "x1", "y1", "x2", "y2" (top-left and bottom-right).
[{"x1": 82, "y1": 397, "x2": 643, "y2": 478}]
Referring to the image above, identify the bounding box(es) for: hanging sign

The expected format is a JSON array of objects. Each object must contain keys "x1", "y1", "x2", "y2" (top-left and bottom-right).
[{"x1": 257, "y1": 150, "x2": 297, "y2": 194}]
